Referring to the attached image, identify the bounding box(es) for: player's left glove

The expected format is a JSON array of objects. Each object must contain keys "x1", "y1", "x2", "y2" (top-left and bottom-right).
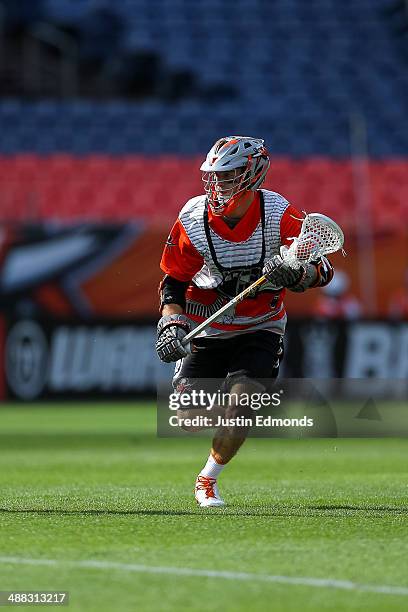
[
  {"x1": 262, "y1": 255, "x2": 304, "y2": 289},
  {"x1": 156, "y1": 314, "x2": 192, "y2": 363}
]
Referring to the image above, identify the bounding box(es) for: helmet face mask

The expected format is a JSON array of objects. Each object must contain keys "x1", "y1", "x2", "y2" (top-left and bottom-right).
[
  {"x1": 202, "y1": 167, "x2": 249, "y2": 214},
  {"x1": 200, "y1": 136, "x2": 270, "y2": 215}
]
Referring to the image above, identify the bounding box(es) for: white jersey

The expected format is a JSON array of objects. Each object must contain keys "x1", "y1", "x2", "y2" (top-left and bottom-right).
[{"x1": 160, "y1": 189, "x2": 304, "y2": 337}]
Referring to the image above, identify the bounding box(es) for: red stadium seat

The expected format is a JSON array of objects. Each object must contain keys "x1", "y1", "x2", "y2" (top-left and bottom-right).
[{"x1": 0, "y1": 154, "x2": 406, "y2": 233}]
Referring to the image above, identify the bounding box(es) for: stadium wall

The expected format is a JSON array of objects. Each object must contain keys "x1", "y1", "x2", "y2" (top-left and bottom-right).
[
  {"x1": 3, "y1": 318, "x2": 407, "y2": 400},
  {"x1": 1, "y1": 156, "x2": 407, "y2": 401},
  {"x1": 0, "y1": 219, "x2": 405, "y2": 318}
]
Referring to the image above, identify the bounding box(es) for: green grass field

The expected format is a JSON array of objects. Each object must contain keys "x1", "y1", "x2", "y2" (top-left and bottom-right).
[{"x1": 0, "y1": 403, "x2": 407, "y2": 611}]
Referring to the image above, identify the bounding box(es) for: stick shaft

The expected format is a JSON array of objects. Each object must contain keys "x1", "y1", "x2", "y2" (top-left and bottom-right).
[
  {"x1": 182, "y1": 275, "x2": 267, "y2": 344},
  {"x1": 181, "y1": 214, "x2": 344, "y2": 346}
]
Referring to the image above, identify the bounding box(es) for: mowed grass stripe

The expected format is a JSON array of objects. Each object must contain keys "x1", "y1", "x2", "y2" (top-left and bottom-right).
[{"x1": 0, "y1": 556, "x2": 408, "y2": 597}]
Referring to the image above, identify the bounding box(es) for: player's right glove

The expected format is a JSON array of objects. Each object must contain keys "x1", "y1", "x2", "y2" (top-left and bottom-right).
[
  {"x1": 262, "y1": 255, "x2": 304, "y2": 289},
  {"x1": 156, "y1": 314, "x2": 192, "y2": 363}
]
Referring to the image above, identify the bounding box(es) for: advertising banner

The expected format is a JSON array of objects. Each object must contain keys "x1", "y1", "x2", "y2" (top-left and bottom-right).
[{"x1": 3, "y1": 318, "x2": 407, "y2": 400}]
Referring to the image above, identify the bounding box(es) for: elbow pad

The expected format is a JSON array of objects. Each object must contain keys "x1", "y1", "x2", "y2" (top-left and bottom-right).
[
  {"x1": 158, "y1": 275, "x2": 189, "y2": 311},
  {"x1": 313, "y1": 257, "x2": 334, "y2": 288}
]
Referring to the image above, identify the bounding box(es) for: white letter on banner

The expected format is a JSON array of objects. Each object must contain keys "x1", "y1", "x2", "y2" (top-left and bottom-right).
[{"x1": 345, "y1": 323, "x2": 392, "y2": 378}]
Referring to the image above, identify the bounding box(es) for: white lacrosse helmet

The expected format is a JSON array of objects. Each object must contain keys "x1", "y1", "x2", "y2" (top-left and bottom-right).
[{"x1": 200, "y1": 136, "x2": 270, "y2": 215}]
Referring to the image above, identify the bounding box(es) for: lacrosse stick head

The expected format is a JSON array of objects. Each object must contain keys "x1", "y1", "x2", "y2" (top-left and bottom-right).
[{"x1": 281, "y1": 213, "x2": 344, "y2": 269}]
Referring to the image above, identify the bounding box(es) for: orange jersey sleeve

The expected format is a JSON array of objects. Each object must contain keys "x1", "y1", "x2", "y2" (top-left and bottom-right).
[
  {"x1": 160, "y1": 218, "x2": 204, "y2": 282},
  {"x1": 280, "y1": 204, "x2": 303, "y2": 247}
]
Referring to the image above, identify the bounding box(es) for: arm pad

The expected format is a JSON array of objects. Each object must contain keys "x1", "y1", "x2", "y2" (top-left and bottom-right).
[
  {"x1": 289, "y1": 256, "x2": 334, "y2": 293},
  {"x1": 159, "y1": 275, "x2": 189, "y2": 311}
]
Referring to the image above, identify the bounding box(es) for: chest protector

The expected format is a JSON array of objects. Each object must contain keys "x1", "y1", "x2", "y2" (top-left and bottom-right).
[{"x1": 179, "y1": 189, "x2": 290, "y2": 299}]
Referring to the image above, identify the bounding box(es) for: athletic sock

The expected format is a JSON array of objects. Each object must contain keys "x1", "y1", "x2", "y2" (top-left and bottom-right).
[{"x1": 199, "y1": 453, "x2": 225, "y2": 479}]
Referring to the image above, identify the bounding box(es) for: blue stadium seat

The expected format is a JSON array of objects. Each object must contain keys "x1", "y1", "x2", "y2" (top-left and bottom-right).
[{"x1": 1, "y1": 0, "x2": 408, "y2": 157}]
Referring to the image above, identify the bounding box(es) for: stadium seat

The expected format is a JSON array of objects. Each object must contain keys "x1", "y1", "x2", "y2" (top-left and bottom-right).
[{"x1": 0, "y1": 1, "x2": 407, "y2": 231}]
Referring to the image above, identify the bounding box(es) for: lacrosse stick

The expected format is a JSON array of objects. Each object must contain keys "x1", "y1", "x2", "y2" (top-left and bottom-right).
[{"x1": 182, "y1": 212, "x2": 344, "y2": 345}]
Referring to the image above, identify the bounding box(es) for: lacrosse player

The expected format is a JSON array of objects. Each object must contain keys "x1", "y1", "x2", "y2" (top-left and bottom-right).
[{"x1": 156, "y1": 136, "x2": 334, "y2": 507}]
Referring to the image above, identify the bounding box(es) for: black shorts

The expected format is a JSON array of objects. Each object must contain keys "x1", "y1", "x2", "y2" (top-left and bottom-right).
[{"x1": 173, "y1": 330, "x2": 284, "y2": 391}]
